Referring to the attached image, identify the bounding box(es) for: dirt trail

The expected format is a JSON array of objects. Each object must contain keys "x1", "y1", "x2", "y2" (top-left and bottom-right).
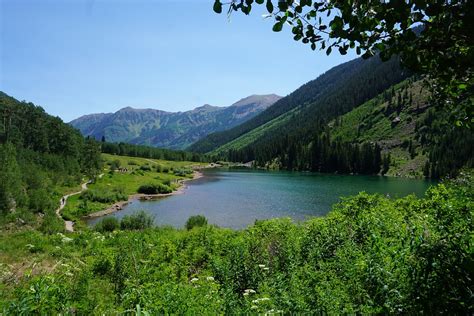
[{"x1": 55, "y1": 174, "x2": 103, "y2": 232}]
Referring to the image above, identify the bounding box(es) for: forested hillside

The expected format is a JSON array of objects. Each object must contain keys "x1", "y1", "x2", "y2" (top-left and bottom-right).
[
  {"x1": 195, "y1": 58, "x2": 472, "y2": 178},
  {"x1": 70, "y1": 94, "x2": 281, "y2": 149},
  {"x1": 0, "y1": 92, "x2": 208, "y2": 231},
  {"x1": 189, "y1": 56, "x2": 409, "y2": 153},
  {"x1": 0, "y1": 92, "x2": 102, "y2": 231},
  {"x1": 330, "y1": 79, "x2": 474, "y2": 178}
]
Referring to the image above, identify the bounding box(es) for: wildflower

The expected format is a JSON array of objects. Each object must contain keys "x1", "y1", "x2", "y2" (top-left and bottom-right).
[
  {"x1": 243, "y1": 292, "x2": 249, "y2": 296},
  {"x1": 258, "y1": 264, "x2": 266, "y2": 268},
  {"x1": 25, "y1": 244, "x2": 34, "y2": 249},
  {"x1": 191, "y1": 277, "x2": 199, "y2": 283},
  {"x1": 263, "y1": 267, "x2": 270, "y2": 271},
  {"x1": 62, "y1": 236, "x2": 73, "y2": 243},
  {"x1": 251, "y1": 305, "x2": 258, "y2": 310},
  {"x1": 206, "y1": 276, "x2": 215, "y2": 281},
  {"x1": 244, "y1": 289, "x2": 256, "y2": 294}
]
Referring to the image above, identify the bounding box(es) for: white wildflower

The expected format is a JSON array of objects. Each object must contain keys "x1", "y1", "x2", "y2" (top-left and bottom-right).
[
  {"x1": 191, "y1": 277, "x2": 199, "y2": 283},
  {"x1": 206, "y1": 276, "x2": 215, "y2": 281},
  {"x1": 258, "y1": 264, "x2": 266, "y2": 268},
  {"x1": 263, "y1": 267, "x2": 270, "y2": 271},
  {"x1": 251, "y1": 305, "x2": 258, "y2": 310},
  {"x1": 62, "y1": 236, "x2": 73, "y2": 243},
  {"x1": 243, "y1": 292, "x2": 249, "y2": 296}
]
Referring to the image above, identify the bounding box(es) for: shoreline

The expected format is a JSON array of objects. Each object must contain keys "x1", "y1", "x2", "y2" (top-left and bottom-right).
[{"x1": 82, "y1": 170, "x2": 204, "y2": 220}]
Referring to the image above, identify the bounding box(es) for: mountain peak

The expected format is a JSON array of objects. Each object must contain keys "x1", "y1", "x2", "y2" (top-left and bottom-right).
[{"x1": 230, "y1": 94, "x2": 282, "y2": 108}]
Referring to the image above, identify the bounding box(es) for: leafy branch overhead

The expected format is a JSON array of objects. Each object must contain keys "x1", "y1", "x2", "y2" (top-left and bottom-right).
[{"x1": 213, "y1": 0, "x2": 473, "y2": 127}]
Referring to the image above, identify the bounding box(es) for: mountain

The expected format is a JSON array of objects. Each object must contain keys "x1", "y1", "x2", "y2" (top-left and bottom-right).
[
  {"x1": 69, "y1": 94, "x2": 281, "y2": 150},
  {"x1": 190, "y1": 55, "x2": 472, "y2": 178},
  {"x1": 188, "y1": 56, "x2": 409, "y2": 153}
]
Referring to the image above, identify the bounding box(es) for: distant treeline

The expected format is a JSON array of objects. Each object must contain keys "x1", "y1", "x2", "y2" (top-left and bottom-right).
[
  {"x1": 100, "y1": 141, "x2": 209, "y2": 162},
  {"x1": 225, "y1": 129, "x2": 383, "y2": 175}
]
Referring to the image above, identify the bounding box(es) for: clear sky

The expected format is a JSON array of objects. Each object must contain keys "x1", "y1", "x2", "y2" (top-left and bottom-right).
[{"x1": 0, "y1": 0, "x2": 356, "y2": 122}]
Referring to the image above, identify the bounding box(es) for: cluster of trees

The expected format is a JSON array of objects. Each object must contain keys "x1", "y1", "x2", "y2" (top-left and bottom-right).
[
  {"x1": 0, "y1": 92, "x2": 102, "y2": 228},
  {"x1": 225, "y1": 131, "x2": 382, "y2": 174},
  {"x1": 418, "y1": 108, "x2": 474, "y2": 178},
  {"x1": 101, "y1": 141, "x2": 208, "y2": 163},
  {"x1": 2, "y1": 175, "x2": 472, "y2": 313}
]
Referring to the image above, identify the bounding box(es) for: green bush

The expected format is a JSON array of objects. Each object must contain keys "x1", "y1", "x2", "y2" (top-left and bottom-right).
[
  {"x1": 110, "y1": 159, "x2": 120, "y2": 171},
  {"x1": 137, "y1": 183, "x2": 172, "y2": 194},
  {"x1": 81, "y1": 189, "x2": 127, "y2": 204},
  {"x1": 128, "y1": 160, "x2": 138, "y2": 166},
  {"x1": 185, "y1": 215, "x2": 208, "y2": 230},
  {"x1": 173, "y1": 168, "x2": 193, "y2": 177},
  {"x1": 140, "y1": 165, "x2": 152, "y2": 171},
  {"x1": 120, "y1": 211, "x2": 154, "y2": 230},
  {"x1": 95, "y1": 217, "x2": 120, "y2": 232},
  {"x1": 1, "y1": 174, "x2": 472, "y2": 314}
]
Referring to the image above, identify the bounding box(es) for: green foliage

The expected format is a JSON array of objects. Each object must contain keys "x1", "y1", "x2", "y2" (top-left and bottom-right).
[
  {"x1": 173, "y1": 168, "x2": 193, "y2": 177},
  {"x1": 120, "y1": 211, "x2": 154, "y2": 230},
  {"x1": 185, "y1": 215, "x2": 208, "y2": 230},
  {"x1": 1, "y1": 176, "x2": 472, "y2": 313},
  {"x1": 137, "y1": 183, "x2": 172, "y2": 194},
  {"x1": 94, "y1": 217, "x2": 120, "y2": 232},
  {"x1": 214, "y1": 0, "x2": 474, "y2": 126},
  {"x1": 110, "y1": 159, "x2": 120, "y2": 170},
  {"x1": 139, "y1": 164, "x2": 152, "y2": 171},
  {"x1": 81, "y1": 188, "x2": 127, "y2": 204},
  {"x1": 0, "y1": 92, "x2": 102, "y2": 223}
]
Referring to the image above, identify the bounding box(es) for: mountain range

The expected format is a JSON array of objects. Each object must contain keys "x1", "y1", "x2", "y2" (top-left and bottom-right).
[{"x1": 69, "y1": 94, "x2": 281, "y2": 149}]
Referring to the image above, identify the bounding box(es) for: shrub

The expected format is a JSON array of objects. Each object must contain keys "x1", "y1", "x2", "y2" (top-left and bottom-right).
[
  {"x1": 95, "y1": 217, "x2": 120, "y2": 232},
  {"x1": 137, "y1": 183, "x2": 172, "y2": 194},
  {"x1": 110, "y1": 159, "x2": 120, "y2": 171},
  {"x1": 128, "y1": 160, "x2": 138, "y2": 166},
  {"x1": 185, "y1": 215, "x2": 208, "y2": 230},
  {"x1": 174, "y1": 168, "x2": 193, "y2": 177},
  {"x1": 162, "y1": 167, "x2": 169, "y2": 173},
  {"x1": 120, "y1": 211, "x2": 154, "y2": 230},
  {"x1": 81, "y1": 189, "x2": 127, "y2": 204},
  {"x1": 140, "y1": 164, "x2": 152, "y2": 171}
]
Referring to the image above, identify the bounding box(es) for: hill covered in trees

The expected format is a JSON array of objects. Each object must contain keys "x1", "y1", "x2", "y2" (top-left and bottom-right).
[
  {"x1": 0, "y1": 92, "x2": 102, "y2": 231},
  {"x1": 189, "y1": 56, "x2": 409, "y2": 153},
  {"x1": 0, "y1": 92, "x2": 208, "y2": 230},
  {"x1": 190, "y1": 57, "x2": 473, "y2": 178},
  {"x1": 70, "y1": 94, "x2": 281, "y2": 150}
]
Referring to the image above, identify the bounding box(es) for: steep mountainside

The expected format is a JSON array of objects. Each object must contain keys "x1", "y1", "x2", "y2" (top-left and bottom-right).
[
  {"x1": 208, "y1": 76, "x2": 473, "y2": 178},
  {"x1": 189, "y1": 56, "x2": 409, "y2": 153},
  {"x1": 70, "y1": 94, "x2": 281, "y2": 149}
]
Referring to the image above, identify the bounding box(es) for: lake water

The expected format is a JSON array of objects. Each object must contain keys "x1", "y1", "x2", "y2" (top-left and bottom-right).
[{"x1": 88, "y1": 169, "x2": 435, "y2": 229}]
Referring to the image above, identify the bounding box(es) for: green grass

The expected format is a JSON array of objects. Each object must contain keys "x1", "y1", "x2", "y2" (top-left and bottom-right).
[
  {"x1": 61, "y1": 154, "x2": 205, "y2": 222},
  {"x1": 0, "y1": 173, "x2": 472, "y2": 314}
]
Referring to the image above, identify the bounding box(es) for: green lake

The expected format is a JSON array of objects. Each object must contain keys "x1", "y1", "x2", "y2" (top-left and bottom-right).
[{"x1": 88, "y1": 169, "x2": 435, "y2": 229}]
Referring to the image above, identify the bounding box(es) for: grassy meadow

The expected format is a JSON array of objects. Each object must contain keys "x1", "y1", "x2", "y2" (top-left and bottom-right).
[{"x1": 61, "y1": 154, "x2": 206, "y2": 226}]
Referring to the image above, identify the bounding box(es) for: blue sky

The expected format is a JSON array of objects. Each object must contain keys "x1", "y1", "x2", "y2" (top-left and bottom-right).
[{"x1": 0, "y1": 0, "x2": 356, "y2": 122}]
